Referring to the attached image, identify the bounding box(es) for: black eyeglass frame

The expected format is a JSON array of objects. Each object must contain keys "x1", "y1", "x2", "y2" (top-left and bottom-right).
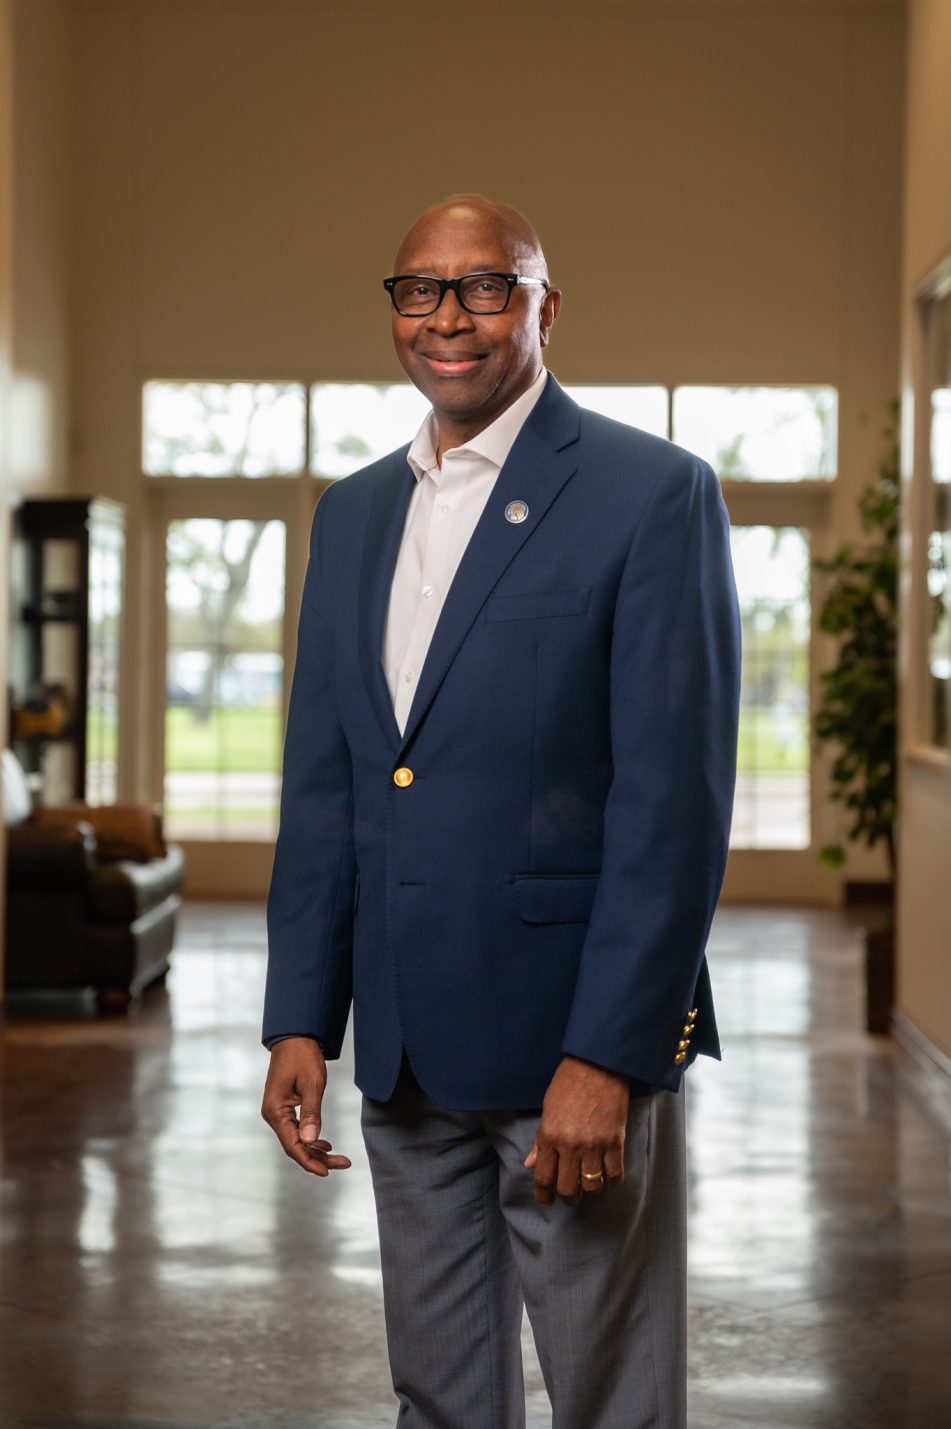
[{"x1": 383, "y1": 271, "x2": 550, "y2": 317}]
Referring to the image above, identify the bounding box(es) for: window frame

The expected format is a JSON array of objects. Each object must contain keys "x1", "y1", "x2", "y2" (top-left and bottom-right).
[{"x1": 910, "y1": 259, "x2": 951, "y2": 772}]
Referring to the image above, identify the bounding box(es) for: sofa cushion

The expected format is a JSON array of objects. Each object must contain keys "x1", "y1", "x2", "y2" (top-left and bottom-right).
[
  {"x1": 31, "y1": 803, "x2": 168, "y2": 862},
  {"x1": 87, "y1": 844, "x2": 185, "y2": 924}
]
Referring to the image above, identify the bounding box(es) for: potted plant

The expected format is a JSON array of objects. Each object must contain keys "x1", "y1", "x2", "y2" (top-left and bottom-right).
[{"x1": 812, "y1": 401, "x2": 899, "y2": 1033}]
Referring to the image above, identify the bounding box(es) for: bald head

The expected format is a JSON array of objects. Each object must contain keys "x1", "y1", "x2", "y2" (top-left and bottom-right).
[{"x1": 393, "y1": 194, "x2": 550, "y2": 282}]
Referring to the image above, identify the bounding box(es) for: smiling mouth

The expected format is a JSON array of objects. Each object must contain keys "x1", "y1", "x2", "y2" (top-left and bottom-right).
[{"x1": 421, "y1": 353, "x2": 486, "y2": 376}]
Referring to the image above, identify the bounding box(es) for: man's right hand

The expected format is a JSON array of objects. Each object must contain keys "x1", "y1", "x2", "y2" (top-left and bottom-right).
[{"x1": 261, "y1": 1037, "x2": 352, "y2": 1178}]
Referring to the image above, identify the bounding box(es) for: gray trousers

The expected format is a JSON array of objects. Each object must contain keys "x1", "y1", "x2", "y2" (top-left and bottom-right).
[{"x1": 361, "y1": 1058, "x2": 688, "y2": 1429}]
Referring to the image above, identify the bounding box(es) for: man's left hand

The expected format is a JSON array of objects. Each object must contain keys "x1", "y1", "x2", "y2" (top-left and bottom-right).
[{"x1": 524, "y1": 1055, "x2": 630, "y2": 1207}]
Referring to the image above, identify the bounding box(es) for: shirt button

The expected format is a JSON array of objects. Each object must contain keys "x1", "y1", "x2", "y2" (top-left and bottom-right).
[
  {"x1": 402, "y1": 670, "x2": 415, "y2": 684},
  {"x1": 440, "y1": 503, "x2": 451, "y2": 514},
  {"x1": 421, "y1": 585, "x2": 434, "y2": 599}
]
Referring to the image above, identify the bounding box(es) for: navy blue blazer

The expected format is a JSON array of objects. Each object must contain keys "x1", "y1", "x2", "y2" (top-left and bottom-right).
[{"x1": 263, "y1": 376, "x2": 741, "y2": 1109}]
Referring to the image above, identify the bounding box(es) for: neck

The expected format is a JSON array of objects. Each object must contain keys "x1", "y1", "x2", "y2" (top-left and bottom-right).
[{"x1": 432, "y1": 367, "x2": 544, "y2": 465}]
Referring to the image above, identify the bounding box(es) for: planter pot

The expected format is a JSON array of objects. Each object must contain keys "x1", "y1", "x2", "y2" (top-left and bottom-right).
[{"x1": 865, "y1": 923, "x2": 895, "y2": 1034}]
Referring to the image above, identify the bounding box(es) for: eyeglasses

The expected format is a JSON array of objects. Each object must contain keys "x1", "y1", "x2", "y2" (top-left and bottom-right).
[{"x1": 383, "y1": 271, "x2": 550, "y2": 317}]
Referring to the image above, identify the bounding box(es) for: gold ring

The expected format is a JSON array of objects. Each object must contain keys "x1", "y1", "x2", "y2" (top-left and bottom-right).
[{"x1": 581, "y1": 1170, "x2": 604, "y2": 1184}]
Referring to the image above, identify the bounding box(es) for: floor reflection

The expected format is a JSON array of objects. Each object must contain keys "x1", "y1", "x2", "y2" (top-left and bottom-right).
[{"x1": 0, "y1": 902, "x2": 949, "y2": 1427}]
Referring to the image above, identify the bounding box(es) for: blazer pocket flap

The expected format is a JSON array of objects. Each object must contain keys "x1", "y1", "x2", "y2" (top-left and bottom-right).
[
  {"x1": 486, "y1": 588, "x2": 590, "y2": 623},
  {"x1": 514, "y1": 875, "x2": 600, "y2": 924}
]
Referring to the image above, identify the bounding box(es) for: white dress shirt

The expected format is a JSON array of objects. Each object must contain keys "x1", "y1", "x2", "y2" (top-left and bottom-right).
[{"x1": 383, "y1": 367, "x2": 549, "y2": 734}]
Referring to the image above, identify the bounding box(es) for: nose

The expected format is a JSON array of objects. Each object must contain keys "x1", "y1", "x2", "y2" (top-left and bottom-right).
[{"x1": 425, "y1": 286, "x2": 476, "y2": 334}]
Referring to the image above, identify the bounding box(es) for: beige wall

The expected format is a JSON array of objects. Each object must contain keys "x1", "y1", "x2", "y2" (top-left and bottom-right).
[
  {"x1": 71, "y1": 1, "x2": 905, "y2": 385},
  {"x1": 69, "y1": 0, "x2": 905, "y2": 898},
  {"x1": 896, "y1": 0, "x2": 951, "y2": 1064},
  {"x1": 8, "y1": 0, "x2": 72, "y2": 494},
  {"x1": 1, "y1": 0, "x2": 72, "y2": 988}
]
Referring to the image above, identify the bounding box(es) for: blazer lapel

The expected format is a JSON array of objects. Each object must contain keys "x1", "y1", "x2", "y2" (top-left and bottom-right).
[
  {"x1": 358, "y1": 452, "x2": 415, "y2": 750},
  {"x1": 398, "y1": 378, "x2": 582, "y2": 753}
]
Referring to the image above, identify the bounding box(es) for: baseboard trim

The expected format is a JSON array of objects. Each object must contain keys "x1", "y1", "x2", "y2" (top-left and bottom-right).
[{"x1": 892, "y1": 1009, "x2": 951, "y2": 1082}]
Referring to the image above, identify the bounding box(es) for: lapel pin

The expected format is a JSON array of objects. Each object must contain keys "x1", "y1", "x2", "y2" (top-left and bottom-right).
[{"x1": 504, "y1": 500, "x2": 529, "y2": 524}]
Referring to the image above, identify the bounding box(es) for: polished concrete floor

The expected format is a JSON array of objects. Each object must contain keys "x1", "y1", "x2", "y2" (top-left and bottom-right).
[{"x1": 1, "y1": 903, "x2": 950, "y2": 1428}]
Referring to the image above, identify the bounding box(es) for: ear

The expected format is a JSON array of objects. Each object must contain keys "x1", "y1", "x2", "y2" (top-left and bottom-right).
[{"x1": 539, "y1": 287, "x2": 562, "y2": 348}]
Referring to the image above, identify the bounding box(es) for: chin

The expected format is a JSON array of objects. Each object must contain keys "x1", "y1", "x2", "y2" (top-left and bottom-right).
[{"x1": 418, "y1": 380, "x2": 487, "y2": 412}]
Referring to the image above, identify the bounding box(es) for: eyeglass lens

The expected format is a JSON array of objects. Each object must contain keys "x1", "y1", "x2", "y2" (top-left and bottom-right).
[{"x1": 391, "y1": 274, "x2": 511, "y2": 315}]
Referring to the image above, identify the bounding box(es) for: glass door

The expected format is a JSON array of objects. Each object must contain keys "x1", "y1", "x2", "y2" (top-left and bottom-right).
[{"x1": 163, "y1": 517, "x2": 286, "y2": 843}]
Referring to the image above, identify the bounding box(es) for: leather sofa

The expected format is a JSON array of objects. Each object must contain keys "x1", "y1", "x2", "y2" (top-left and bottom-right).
[{"x1": 2, "y1": 750, "x2": 184, "y2": 1007}]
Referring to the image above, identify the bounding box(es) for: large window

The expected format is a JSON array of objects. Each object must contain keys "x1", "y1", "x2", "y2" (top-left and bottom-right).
[
  {"x1": 672, "y1": 386, "x2": 837, "y2": 480},
  {"x1": 85, "y1": 515, "x2": 123, "y2": 805},
  {"x1": 729, "y1": 528, "x2": 811, "y2": 849},
  {"x1": 923, "y1": 289, "x2": 951, "y2": 749},
  {"x1": 142, "y1": 380, "x2": 838, "y2": 483},
  {"x1": 144, "y1": 382, "x2": 306, "y2": 477},
  {"x1": 310, "y1": 383, "x2": 429, "y2": 477},
  {"x1": 164, "y1": 519, "x2": 286, "y2": 839},
  {"x1": 562, "y1": 385, "x2": 669, "y2": 436}
]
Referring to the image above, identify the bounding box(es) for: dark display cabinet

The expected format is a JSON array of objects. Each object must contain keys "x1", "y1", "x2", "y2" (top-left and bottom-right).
[{"x1": 8, "y1": 497, "x2": 125, "y2": 806}]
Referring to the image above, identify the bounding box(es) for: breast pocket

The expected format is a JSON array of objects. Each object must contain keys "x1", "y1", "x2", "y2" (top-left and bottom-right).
[{"x1": 485, "y1": 588, "x2": 591, "y2": 623}]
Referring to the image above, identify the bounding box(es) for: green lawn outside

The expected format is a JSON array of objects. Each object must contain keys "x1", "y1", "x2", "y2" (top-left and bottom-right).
[
  {"x1": 86, "y1": 709, "x2": 117, "y2": 755},
  {"x1": 109, "y1": 703, "x2": 808, "y2": 781},
  {"x1": 737, "y1": 709, "x2": 809, "y2": 772},
  {"x1": 165, "y1": 706, "x2": 282, "y2": 772}
]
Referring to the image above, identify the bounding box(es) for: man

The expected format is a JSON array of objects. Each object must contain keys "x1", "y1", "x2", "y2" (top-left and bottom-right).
[{"x1": 262, "y1": 195, "x2": 741, "y2": 1428}]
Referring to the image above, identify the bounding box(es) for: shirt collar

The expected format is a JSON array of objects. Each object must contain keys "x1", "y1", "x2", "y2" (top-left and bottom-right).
[{"x1": 406, "y1": 368, "x2": 549, "y2": 483}]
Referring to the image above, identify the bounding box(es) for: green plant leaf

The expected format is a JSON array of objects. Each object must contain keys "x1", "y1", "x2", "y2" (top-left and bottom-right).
[
  {"x1": 811, "y1": 402, "x2": 899, "y2": 882},
  {"x1": 819, "y1": 843, "x2": 846, "y2": 870}
]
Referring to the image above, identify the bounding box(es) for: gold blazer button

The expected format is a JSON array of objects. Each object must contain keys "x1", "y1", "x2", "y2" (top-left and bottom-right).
[{"x1": 393, "y1": 767, "x2": 414, "y2": 788}]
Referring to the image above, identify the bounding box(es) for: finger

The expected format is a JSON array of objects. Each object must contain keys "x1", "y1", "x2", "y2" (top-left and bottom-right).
[
  {"x1": 579, "y1": 1158, "x2": 606, "y2": 1195},
  {"x1": 298, "y1": 1086, "x2": 323, "y2": 1145},
  {"x1": 302, "y1": 1138, "x2": 352, "y2": 1170},
  {"x1": 287, "y1": 1134, "x2": 351, "y2": 1175},
  {"x1": 523, "y1": 1141, "x2": 538, "y2": 1169},
  {"x1": 270, "y1": 1105, "x2": 346, "y2": 1177},
  {"x1": 532, "y1": 1142, "x2": 558, "y2": 1206},
  {"x1": 272, "y1": 1108, "x2": 330, "y2": 1175},
  {"x1": 555, "y1": 1149, "x2": 583, "y2": 1206},
  {"x1": 603, "y1": 1141, "x2": 625, "y2": 1184},
  {"x1": 304, "y1": 1149, "x2": 352, "y2": 1170}
]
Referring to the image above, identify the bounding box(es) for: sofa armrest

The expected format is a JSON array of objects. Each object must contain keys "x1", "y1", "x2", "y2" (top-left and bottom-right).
[
  {"x1": 6, "y1": 820, "x2": 98, "y2": 893},
  {"x1": 88, "y1": 843, "x2": 185, "y2": 924}
]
